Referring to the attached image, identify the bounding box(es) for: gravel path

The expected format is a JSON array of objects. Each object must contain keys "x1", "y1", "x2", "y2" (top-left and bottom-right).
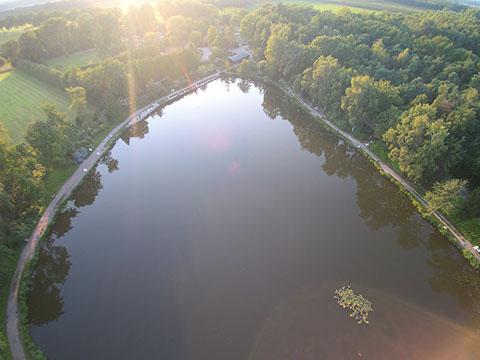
[{"x1": 6, "y1": 73, "x2": 220, "y2": 360}]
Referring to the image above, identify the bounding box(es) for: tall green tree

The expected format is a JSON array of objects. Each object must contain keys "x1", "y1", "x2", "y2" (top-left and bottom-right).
[
  {"x1": 341, "y1": 75, "x2": 401, "y2": 138},
  {"x1": 26, "y1": 105, "x2": 73, "y2": 169},
  {"x1": 384, "y1": 104, "x2": 450, "y2": 184},
  {"x1": 301, "y1": 56, "x2": 352, "y2": 118},
  {"x1": 94, "y1": 11, "x2": 122, "y2": 55},
  {"x1": 425, "y1": 179, "x2": 467, "y2": 216}
]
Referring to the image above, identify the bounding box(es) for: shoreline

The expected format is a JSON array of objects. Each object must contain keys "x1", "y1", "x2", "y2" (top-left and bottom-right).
[
  {"x1": 7, "y1": 72, "x2": 478, "y2": 359},
  {"x1": 5, "y1": 72, "x2": 220, "y2": 360},
  {"x1": 276, "y1": 79, "x2": 480, "y2": 266}
]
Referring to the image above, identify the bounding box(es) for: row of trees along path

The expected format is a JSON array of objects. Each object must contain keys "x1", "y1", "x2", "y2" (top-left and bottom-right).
[
  {"x1": 280, "y1": 79, "x2": 480, "y2": 262},
  {"x1": 6, "y1": 72, "x2": 220, "y2": 360}
]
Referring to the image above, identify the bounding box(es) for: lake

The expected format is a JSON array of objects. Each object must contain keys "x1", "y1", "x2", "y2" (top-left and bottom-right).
[{"x1": 28, "y1": 79, "x2": 480, "y2": 359}]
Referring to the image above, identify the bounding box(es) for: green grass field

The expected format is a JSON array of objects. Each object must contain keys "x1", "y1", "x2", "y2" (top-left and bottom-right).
[
  {"x1": 46, "y1": 49, "x2": 101, "y2": 70},
  {"x1": 0, "y1": 70, "x2": 74, "y2": 143},
  {"x1": 279, "y1": 0, "x2": 423, "y2": 12}
]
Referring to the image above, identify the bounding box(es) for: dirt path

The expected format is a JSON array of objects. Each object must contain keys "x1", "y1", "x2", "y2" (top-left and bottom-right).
[
  {"x1": 6, "y1": 73, "x2": 220, "y2": 360},
  {"x1": 281, "y1": 80, "x2": 480, "y2": 262}
]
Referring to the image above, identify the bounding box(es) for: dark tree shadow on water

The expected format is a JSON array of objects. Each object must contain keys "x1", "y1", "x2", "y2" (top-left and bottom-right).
[
  {"x1": 260, "y1": 80, "x2": 480, "y2": 329},
  {"x1": 261, "y1": 81, "x2": 422, "y2": 248},
  {"x1": 28, "y1": 235, "x2": 71, "y2": 325},
  {"x1": 29, "y1": 157, "x2": 111, "y2": 325}
]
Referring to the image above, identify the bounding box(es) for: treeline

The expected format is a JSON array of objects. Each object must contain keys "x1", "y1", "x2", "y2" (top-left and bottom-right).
[
  {"x1": 15, "y1": 59, "x2": 66, "y2": 87},
  {"x1": 394, "y1": 0, "x2": 466, "y2": 11},
  {"x1": 0, "y1": 7, "x2": 123, "y2": 63},
  {"x1": 239, "y1": 4, "x2": 480, "y2": 242},
  {"x1": 0, "y1": 0, "x2": 235, "y2": 249},
  {"x1": 0, "y1": 0, "x2": 96, "y2": 26}
]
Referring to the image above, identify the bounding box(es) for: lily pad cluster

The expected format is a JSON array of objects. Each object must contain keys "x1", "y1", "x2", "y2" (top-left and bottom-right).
[{"x1": 334, "y1": 286, "x2": 372, "y2": 325}]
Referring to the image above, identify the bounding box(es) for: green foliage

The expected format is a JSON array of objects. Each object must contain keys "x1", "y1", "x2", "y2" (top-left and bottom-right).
[
  {"x1": 458, "y1": 218, "x2": 480, "y2": 246},
  {"x1": 425, "y1": 179, "x2": 467, "y2": 216},
  {"x1": 26, "y1": 105, "x2": 73, "y2": 170},
  {"x1": 334, "y1": 286, "x2": 373, "y2": 325},
  {"x1": 342, "y1": 75, "x2": 401, "y2": 139},
  {"x1": 301, "y1": 56, "x2": 352, "y2": 118},
  {"x1": 94, "y1": 11, "x2": 122, "y2": 56},
  {"x1": 126, "y1": 3, "x2": 157, "y2": 37},
  {"x1": 166, "y1": 15, "x2": 190, "y2": 44},
  {"x1": 462, "y1": 249, "x2": 480, "y2": 270},
  {"x1": 384, "y1": 104, "x2": 450, "y2": 183},
  {"x1": 461, "y1": 188, "x2": 480, "y2": 219},
  {"x1": 206, "y1": 25, "x2": 218, "y2": 46},
  {"x1": 0, "y1": 245, "x2": 19, "y2": 358},
  {"x1": 241, "y1": 3, "x2": 480, "y2": 266},
  {"x1": 76, "y1": 60, "x2": 128, "y2": 106}
]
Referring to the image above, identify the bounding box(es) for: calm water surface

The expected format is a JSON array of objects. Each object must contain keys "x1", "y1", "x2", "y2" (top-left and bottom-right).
[{"x1": 28, "y1": 79, "x2": 480, "y2": 359}]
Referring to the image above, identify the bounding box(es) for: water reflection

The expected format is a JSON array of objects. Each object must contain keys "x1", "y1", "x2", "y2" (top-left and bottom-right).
[
  {"x1": 263, "y1": 80, "x2": 480, "y2": 322},
  {"x1": 427, "y1": 233, "x2": 480, "y2": 324},
  {"x1": 28, "y1": 154, "x2": 115, "y2": 326},
  {"x1": 261, "y1": 83, "x2": 424, "y2": 249},
  {"x1": 28, "y1": 234, "x2": 71, "y2": 326},
  {"x1": 28, "y1": 79, "x2": 480, "y2": 359}
]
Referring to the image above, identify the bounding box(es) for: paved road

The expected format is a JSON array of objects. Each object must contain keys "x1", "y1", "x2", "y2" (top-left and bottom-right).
[
  {"x1": 6, "y1": 72, "x2": 220, "y2": 360},
  {"x1": 280, "y1": 80, "x2": 480, "y2": 262}
]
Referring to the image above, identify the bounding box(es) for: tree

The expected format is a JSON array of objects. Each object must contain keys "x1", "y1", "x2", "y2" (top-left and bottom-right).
[
  {"x1": 425, "y1": 179, "x2": 467, "y2": 216},
  {"x1": 206, "y1": 25, "x2": 218, "y2": 46},
  {"x1": 37, "y1": 17, "x2": 70, "y2": 57},
  {"x1": 66, "y1": 87, "x2": 87, "y2": 111},
  {"x1": 341, "y1": 75, "x2": 401, "y2": 138},
  {"x1": 165, "y1": 15, "x2": 189, "y2": 44},
  {"x1": 0, "y1": 182, "x2": 13, "y2": 244},
  {"x1": 189, "y1": 30, "x2": 202, "y2": 47},
  {"x1": 137, "y1": 3, "x2": 157, "y2": 35},
  {"x1": 301, "y1": 56, "x2": 351, "y2": 118},
  {"x1": 94, "y1": 12, "x2": 122, "y2": 55},
  {"x1": 26, "y1": 105, "x2": 73, "y2": 169},
  {"x1": 384, "y1": 104, "x2": 451, "y2": 184},
  {"x1": 18, "y1": 30, "x2": 45, "y2": 62},
  {"x1": 143, "y1": 31, "x2": 163, "y2": 49},
  {"x1": 66, "y1": 86, "x2": 91, "y2": 126},
  {"x1": 0, "y1": 39, "x2": 19, "y2": 62},
  {"x1": 264, "y1": 23, "x2": 291, "y2": 76},
  {"x1": 371, "y1": 38, "x2": 389, "y2": 65},
  {"x1": 77, "y1": 60, "x2": 127, "y2": 106}
]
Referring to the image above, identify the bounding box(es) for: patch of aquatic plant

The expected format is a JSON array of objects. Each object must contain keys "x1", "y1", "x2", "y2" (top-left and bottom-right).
[{"x1": 334, "y1": 286, "x2": 372, "y2": 325}]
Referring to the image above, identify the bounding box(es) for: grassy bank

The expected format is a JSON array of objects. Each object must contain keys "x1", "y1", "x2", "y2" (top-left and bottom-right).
[{"x1": 0, "y1": 71, "x2": 74, "y2": 143}]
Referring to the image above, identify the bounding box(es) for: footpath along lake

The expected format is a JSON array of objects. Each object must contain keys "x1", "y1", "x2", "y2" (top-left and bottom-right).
[{"x1": 28, "y1": 79, "x2": 480, "y2": 359}]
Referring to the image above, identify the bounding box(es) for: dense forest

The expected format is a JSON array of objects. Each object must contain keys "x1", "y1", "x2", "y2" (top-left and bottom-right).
[{"x1": 238, "y1": 4, "x2": 480, "y2": 247}]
